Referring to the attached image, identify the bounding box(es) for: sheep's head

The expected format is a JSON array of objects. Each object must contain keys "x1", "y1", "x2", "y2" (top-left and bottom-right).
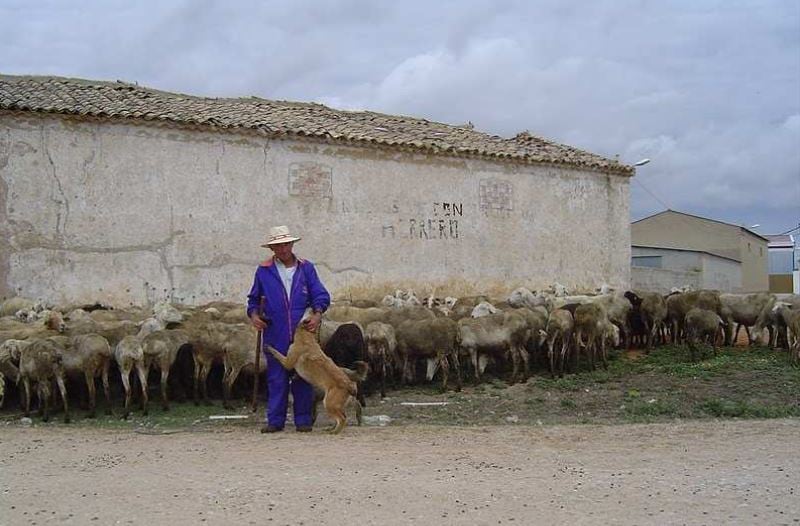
[
  {"x1": 156, "y1": 304, "x2": 183, "y2": 324},
  {"x1": 537, "y1": 328, "x2": 548, "y2": 346},
  {"x1": 624, "y1": 291, "x2": 643, "y2": 307},
  {"x1": 471, "y1": 301, "x2": 498, "y2": 318},
  {"x1": 750, "y1": 327, "x2": 768, "y2": 346},
  {"x1": 508, "y1": 287, "x2": 534, "y2": 307},
  {"x1": 605, "y1": 323, "x2": 620, "y2": 347},
  {"x1": 1, "y1": 339, "x2": 28, "y2": 363},
  {"x1": 43, "y1": 310, "x2": 67, "y2": 332},
  {"x1": 66, "y1": 308, "x2": 90, "y2": 322},
  {"x1": 14, "y1": 309, "x2": 33, "y2": 322},
  {"x1": 382, "y1": 295, "x2": 400, "y2": 308},
  {"x1": 597, "y1": 283, "x2": 615, "y2": 295}
]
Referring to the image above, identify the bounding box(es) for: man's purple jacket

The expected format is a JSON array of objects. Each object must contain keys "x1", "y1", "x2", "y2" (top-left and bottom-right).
[{"x1": 246, "y1": 257, "x2": 331, "y2": 353}]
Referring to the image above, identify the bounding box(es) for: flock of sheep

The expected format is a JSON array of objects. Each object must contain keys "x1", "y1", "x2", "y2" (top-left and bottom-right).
[{"x1": 0, "y1": 284, "x2": 798, "y2": 424}]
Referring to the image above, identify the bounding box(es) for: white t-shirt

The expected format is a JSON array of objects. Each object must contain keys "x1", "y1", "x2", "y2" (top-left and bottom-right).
[{"x1": 275, "y1": 259, "x2": 296, "y2": 298}]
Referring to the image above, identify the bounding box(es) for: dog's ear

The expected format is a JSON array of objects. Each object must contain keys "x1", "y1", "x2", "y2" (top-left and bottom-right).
[{"x1": 299, "y1": 307, "x2": 314, "y2": 324}]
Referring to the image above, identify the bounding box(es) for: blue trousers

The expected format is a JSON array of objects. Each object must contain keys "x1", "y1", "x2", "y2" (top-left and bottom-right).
[{"x1": 263, "y1": 350, "x2": 313, "y2": 428}]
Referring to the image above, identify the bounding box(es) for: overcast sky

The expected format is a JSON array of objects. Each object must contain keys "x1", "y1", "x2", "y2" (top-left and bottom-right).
[{"x1": 2, "y1": 0, "x2": 799, "y2": 235}]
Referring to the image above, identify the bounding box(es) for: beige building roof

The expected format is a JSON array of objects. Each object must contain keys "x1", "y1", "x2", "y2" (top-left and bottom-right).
[
  {"x1": 0, "y1": 74, "x2": 633, "y2": 175},
  {"x1": 633, "y1": 209, "x2": 770, "y2": 242}
]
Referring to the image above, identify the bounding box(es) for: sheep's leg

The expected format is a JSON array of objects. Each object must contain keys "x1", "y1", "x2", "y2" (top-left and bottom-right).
[
  {"x1": 22, "y1": 377, "x2": 32, "y2": 417},
  {"x1": 353, "y1": 397, "x2": 363, "y2": 426},
  {"x1": 400, "y1": 354, "x2": 409, "y2": 385},
  {"x1": 379, "y1": 351, "x2": 387, "y2": 398},
  {"x1": 712, "y1": 328, "x2": 721, "y2": 357},
  {"x1": 722, "y1": 321, "x2": 732, "y2": 347},
  {"x1": 745, "y1": 326, "x2": 756, "y2": 346},
  {"x1": 160, "y1": 366, "x2": 170, "y2": 411},
  {"x1": 469, "y1": 348, "x2": 480, "y2": 383},
  {"x1": 621, "y1": 323, "x2": 630, "y2": 350},
  {"x1": 221, "y1": 360, "x2": 232, "y2": 408},
  {"x1": 438, "y1": 355, "x2": 449, "y2": 393},
  {"x1": 40, "y1": 383, "x2": 51, "y2": 422},
  {"x1": 644, "y1": 320, "x2": 653, "y2": 351},
  {"x1": 192, "y1": 353, "x2": 201, "y2": 406},
  {"x1": 726, "y1": 323, "x2": 750, "y2": 346},
  {"x1": 687, "y1": 332, "x2": 697, "y2": 362},
  {"x1": 135, "y1": 362, "x2": 149, "y2": 415},
  {"x1": 518, "y1": 345, "x2": 530, "y2": 381},
  {"x1": 508, "y1": 346, "x2": 520, "y2": 384},
  {"x1": 559, "y1": 337, "x2": 570, "y2": 378},
  {"x1": 84, "y1": 370, "x2": 97, "y2": 418},
  {"x1": 102, "y1": 359, "x2": 112, "y2": 415},
  {"x1": 547, "y1": 337, "x2": 556, "y2": 379},
  {"x1": 56, "y1": 374, "x2": 70, "y2": 423},
  {"x1": 600, "y1": 339, "x2": 609, "y2": 369},
  {"x1": 356, "y1": 383, "x2": 366, "y2": 408},
  {"x1": 199, "y1": 363, "x2": 212, "y2": 406},
  {"x1": 223, "y1": 365, "x2": 242, "y2": 410},
  {"x1": 450, "y1": 349, "x2": 462, "y2": 392},
  {"x1": 120, "y1": 366, "x2": 132, "y2": 419}
]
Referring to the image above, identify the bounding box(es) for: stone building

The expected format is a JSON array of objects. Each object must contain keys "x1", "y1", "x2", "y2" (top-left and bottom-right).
[
  {"x1": 1, "y1": 75, "x2": 634, "y2": 307},
  {"x1": 631, "y1": 210, "x2": 768, "y2": 292},
  {"x1": 631, "y1": 245, "x2": 742, "y2": 293}
]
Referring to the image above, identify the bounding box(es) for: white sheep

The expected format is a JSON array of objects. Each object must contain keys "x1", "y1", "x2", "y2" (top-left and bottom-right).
[{"x1": 471, "y1": 301, "x2": 499, "y2": 318}]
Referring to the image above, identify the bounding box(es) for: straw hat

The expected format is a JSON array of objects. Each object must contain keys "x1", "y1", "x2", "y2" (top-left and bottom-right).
[{"x1": 261, "y1": 225, "x2": 301, "y2": 247}]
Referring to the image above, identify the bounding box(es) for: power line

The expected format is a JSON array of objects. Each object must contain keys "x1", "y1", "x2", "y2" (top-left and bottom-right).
[
  {"x1": 632, "y1": 177, "x2": 671, "y2": 210},
  {"x1": 779, "y1": 223, "x2": 800, "y2": 235}
]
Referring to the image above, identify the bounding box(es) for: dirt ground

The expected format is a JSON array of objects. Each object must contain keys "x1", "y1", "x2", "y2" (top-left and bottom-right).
[{"x1": 1, "y1": 419, "x2": 798, "y2": 525}]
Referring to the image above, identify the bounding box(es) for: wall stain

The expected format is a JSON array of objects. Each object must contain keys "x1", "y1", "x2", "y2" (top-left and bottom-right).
[
  {"x1": 0, "y1": 128, "x2": 11, "y2": 298},
  {"x1": 41, "y1": 127, "x2": 70, "y2": 238}
]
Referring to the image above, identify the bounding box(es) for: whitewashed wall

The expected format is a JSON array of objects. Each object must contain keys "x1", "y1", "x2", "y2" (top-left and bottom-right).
[{"x1": 0, "y1": 112, "x2": 631, "y2": 306}]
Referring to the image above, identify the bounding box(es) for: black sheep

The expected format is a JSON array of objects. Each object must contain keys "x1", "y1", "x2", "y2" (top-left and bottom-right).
[{"x1": 323, "y1": 323, "x2": 369, "y2": 406}]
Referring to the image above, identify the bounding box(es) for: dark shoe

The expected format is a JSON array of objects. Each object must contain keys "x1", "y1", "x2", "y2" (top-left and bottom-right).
[
  {"x1": 261, "y1": 425, "x2": 283, "y2": 434},
  {"x1": 296, "y1": 425, "x2": 313, "y2": 433}
]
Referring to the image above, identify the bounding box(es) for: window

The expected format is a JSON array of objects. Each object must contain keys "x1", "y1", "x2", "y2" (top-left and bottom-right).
[{"x1": 632, "y1": 256, "x2": 663, "y2": 269}]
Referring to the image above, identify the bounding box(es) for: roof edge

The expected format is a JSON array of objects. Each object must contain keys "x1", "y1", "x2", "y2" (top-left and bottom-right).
[{"x1": 631, "y1": 244, "x2": 742, "y2": 263}]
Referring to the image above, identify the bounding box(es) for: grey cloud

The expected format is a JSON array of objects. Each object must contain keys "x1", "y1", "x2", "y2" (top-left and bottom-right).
[{"x1": 1, "y1": 0, "x2": 798, "y2": 233}]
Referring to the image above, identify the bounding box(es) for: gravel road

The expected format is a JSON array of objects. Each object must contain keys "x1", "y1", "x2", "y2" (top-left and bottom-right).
[{"x1": 1, "y1": 419, "x2": 798, "y2": 525}]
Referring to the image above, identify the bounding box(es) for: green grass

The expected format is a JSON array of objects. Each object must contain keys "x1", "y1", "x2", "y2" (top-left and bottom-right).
[
  {"x1": 698, "y1": 398, "x2": 800, "y2": 419},
  {"x1": 624, "y1": 398, "x2": 681, "y2": 422},
  {"x1": 560, "y1": 397, "x2": 577, "y2": 409}
]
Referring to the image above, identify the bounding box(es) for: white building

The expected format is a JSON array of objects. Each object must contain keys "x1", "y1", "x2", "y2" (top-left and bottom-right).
[{"x1": 1, "y1": 75, "x2": 634, "y2": 306}]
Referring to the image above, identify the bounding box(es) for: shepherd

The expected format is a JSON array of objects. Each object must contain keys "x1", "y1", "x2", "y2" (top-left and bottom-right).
[{"x1": 246, "y1": 225, "x2": 331, "y2": 433}]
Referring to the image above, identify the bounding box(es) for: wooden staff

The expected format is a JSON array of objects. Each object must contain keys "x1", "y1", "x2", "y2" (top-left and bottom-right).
[{"x1": 251, "y1": 297, "x2": 265, "y2": 412}]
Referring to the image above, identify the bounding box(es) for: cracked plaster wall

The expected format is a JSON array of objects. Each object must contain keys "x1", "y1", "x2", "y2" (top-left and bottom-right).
[{"x1": 0, "y1": 112, "x2": 630, "y2": 306}]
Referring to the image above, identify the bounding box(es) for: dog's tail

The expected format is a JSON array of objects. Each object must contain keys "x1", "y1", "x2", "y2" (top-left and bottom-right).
[{"x1": 344, "y1": 361, "x2": 369, "y2": 383}]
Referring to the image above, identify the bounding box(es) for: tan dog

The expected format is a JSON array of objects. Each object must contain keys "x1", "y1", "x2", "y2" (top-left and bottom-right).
[
  {"x1": 267, "y1": 325, "x2": 368, "y2": 434},
  {"x1": 311, "y1": 366, "x2": 367, "y2": 427}
]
